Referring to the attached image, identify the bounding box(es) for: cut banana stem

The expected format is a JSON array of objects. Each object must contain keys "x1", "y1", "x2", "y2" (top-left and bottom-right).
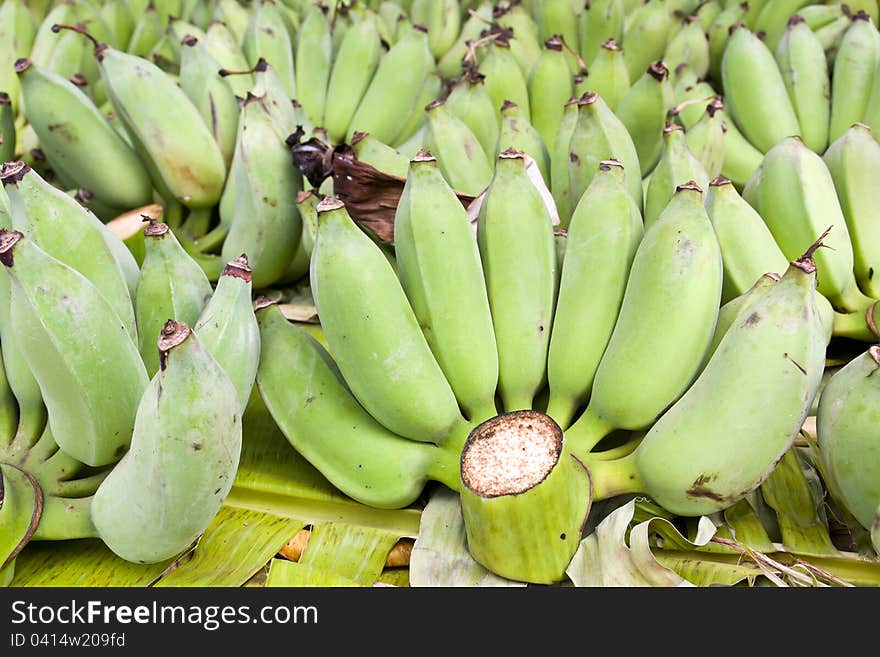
[{"x1": 459, "y1": 410, "x2": 592, "y2": 585}]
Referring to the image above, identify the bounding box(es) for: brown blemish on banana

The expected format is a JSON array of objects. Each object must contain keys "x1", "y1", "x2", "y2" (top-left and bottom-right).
[
  {"x1": 784, "y1": 353, "x2": 808, "y2": 376},
  {"x1": 687, "y1": 474, "x2": 725, "y2": 501},
  {"x1": 745, "y1": 312, "x2": 761, "y2": 327}
]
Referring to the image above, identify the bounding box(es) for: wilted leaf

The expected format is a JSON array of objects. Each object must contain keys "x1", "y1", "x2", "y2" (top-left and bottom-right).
[{"x1": 296, "y1": 522, "x2": 400, "y2": 585}]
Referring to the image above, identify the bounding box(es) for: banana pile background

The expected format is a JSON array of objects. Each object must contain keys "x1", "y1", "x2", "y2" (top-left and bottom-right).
[{"x1": 1, "y1": 0, "x2": 880, "y2": 588}]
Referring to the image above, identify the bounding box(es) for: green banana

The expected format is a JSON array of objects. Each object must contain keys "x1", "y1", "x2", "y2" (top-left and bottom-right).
[
  {"x1": 615, "y1": 60, "x2": 675, "y2": 175},
  {"x1": 311, "y1": 197, "x2": 471, "y2": 447},
  {"x1": 203, "y1": 20, "x2": 253, "y2": 98},
  {"x1": 533, "y1": 0, "x2": 581, "y2": 71},
  {"x1": 323, "y1": 8, "x2": 383, "y2": 145},
  {"x1": 2, "y1": 162, "x2": 138, "y2": 341},
  {"x1": 478, "y1": 35, "x2": 532, "y2": 122},
  {"x1": 411, "y1": 0, "x2": 461, "y2": 60},
  {"x1": 564, "y1": 182, "x2": 723, "y2": 455},
  {"x1": 215, "y1": 0, "x2": 251, "y2": 43},
  {"x1": 0, "y1": 0, "x2": 37, "y2": 114},
  {"x1": 743, "y1": 135, "x2": 873, "y2": 313},
  {"x1": 816, "y1": 344, "x2": 880, "y2": 531},
  {"x1": 605, "y1": 242, "x2": 827, "y2": 516},
  {"x1": 424, "y1": 99, "x2": 494, "y2": 196},
  {"x1": 179, "y1": 33, "x2": 240, "y2": 171},
  {"x1": 101, "y1": 0, "x2": 135, "y2": 52},
  {"x1": 294, "y1": 3, "x2": 332, "y2": 131},
  {"x1": 752, "y1": 0, "x2": 815, "y2": 52},
  {"x1": 643, "y1": 123, "x2": 710, "y2": 228},
  {"x1": 722, "y1": 22, "x2": 801, "y2": 152},
  {"x1": 813, "y1": 10, "x2": 852, "y2": 65},
  {"x1": 255, "y1": 302, "x2": 459, "y2": 509},
  {"x1": 437, "y1": 1, "x2": 493, "y2": 78},
  {"x1": 242, "y1": 0, "x2": 296, "y2": 99},
  {"x1": 445, "y1": 67, "x2": 501, "y2": 164},
  {"x1": 496, "y1": 100, "x2": 550, "y2": 184},
  {"x1": 0, "y1": 229, "x2": 148, "y2": 467},
  {"x1": 775, "y1": 13, "x2": 831, "y2": 154},
  {"x1": 707, "y1": 0, "x2": 749, "y2": 85},
  {"x1": 550, "y1": 96, "x2": 580, "y2": 228},
  {"x1": 545, "y1": 159, "x2": 644, "y2": 429},
  {"x1": 685, "y1": 96, "x2": 727, "y2": 179},
  {"x1": 664, "y1": 13, "x2": 711, "y2": 81},
  {"x1": 477, "y1": 149, "x2": 557, "y2": 413},
  {"x1": 829, "y1": 10, "x2": 880, "y2": 144},
  {"x1": 0, "y1": 94, "x2": 14, "y2": 163},
  {"x1": 705, "y1": 271, "x2": 781, "y2": 359},
  {"x1": 528, "y1": 36, "x2": 575, "y2": 149},
  {"x1": 350, "y1": 131, "x2": 410, "y2": 178},
  {"x1": 567, "y1": 91, "x2": 643, "y2": 218},
  {"x1": 390, "y1": 70, "x2": 442, "y2": 150},
  {"x1": 136, "y1": 220, "x2": 213, "y2": 377},
  {"x1": 92, "y1": 319, "x2": 242, "y2": 564},
  {"x1": 30, "y1": 0, "x2": 77, "y2": 70},
  {"x1": 193, "y1": 254, "x2": 260, "y2": 415},
  {"x1": 578, "y1": 0, "x2": 625, "y2": 66},
  {"x1": 823, "y1": 123, "x2": 880, "y2": 300},
  {"x1": 697, "y1": 0, "x2": 724, "y2": 30},
  {"x1": 798, "y1": 2, "x2": 847, "y2": 30},
  {"x1": 493, "y1": 4, "x2": 543, "y2": 75},
  {"x1": 622, "y1": 0, "x2": 675, "y2": 83},
  {"x1": 393, "y1": 152, "x2": 499, "y2": 424},
  {"x1": 126, "y1": 4, "x2": 164, "y2": 59},
  {"x1": 584, "y1": 38, "x2": 631, "y2": 112},
  {"x1": 346, "y1": 22, "x2": 434, "y2": 145}
]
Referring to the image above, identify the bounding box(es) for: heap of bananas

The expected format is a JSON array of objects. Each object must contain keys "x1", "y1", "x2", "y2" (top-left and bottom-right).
[{"x1": 1, "y1": 0, "x2": 880, "y2": 587}]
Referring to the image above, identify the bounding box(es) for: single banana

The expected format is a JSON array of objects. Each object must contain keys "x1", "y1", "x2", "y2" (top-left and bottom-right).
[
  {"x1": 615, "y1": 60, "x2": 675, "y2": 175},
  {"x1": 311, "y1": 197, "x2": 471, "y2": 447},
  {"x1": 564, "y1": 182, "x2": 723, "y2": 455},
  {"x1": 644, "y1": 123, "x2": 710, "y2": 228},
  {"x1": 621, "y1": 0, "x2": 675, "y2": 84},
  {"x1": 752, "y1": 0, "x2": 815, "y2": 52},
  {"x1": 424, "y1": 99, "x2": 494, "y2": 196},
  {"x1": 477, "y1": 148, "x2": 557, "y2": 413},
  {"x1": 294, "y1": 3, "x2": 332, "y2": 131},
  {"x1": 685, "y1": 97, "x2": 727, "y2": 179},
  {"x1": 828, "y1": 10, "x2": 880, "y2": 144},
  {"x1": 0, "y1": 94, "x2": 14, "y2": 163},
  {"x1": 203, "y1": 20, "x2": 253, "y2": 98},
  {"x1": 445, "y1": 67, "x2": 501, "y2": 164},
  {"x1": 664, "y1": 13, "x2": 711, "y2": 81},
  {"x1": 545, "y1": 159, "x2": 644, "y2": 430},
  {"x1": 437, "y1": 0, "x2": 493, "y2": 79},
  {"x1": 823, "y1": 123, "x2": 880, "y2": 300},
  {"x1": 578, "y1": 0, "x2": 625, "y2": 66},
  {"x1": 697, "y1": 0, "x2": 724, "y2": 30},
  {"x1": 411, "y1": 0, "x2": 461, "y2": 60},
  {"x1": 585, "y1": 38, "x2": 631, "y2": 112},
  {"x1": 350, "y1": 131, "x2": 410, "y2": 178},
  {"x1": 136, "y1": 220, "x2": 213, "y2": 377},
  {"x1": 478, "y1": 35, "x2": 532, "y2": 122},
  {"x1": 0, "y1": 0, "x2": 37, "y2": 114},
  {"x1": 242, "y1": 0, "x2": 296, "y2": 99},
  {"x1": 567, "y1": 91, "x2": 643, "y2": 218},
  {"x1": 101, "y1": 0, "x2": 135, "y2": 52},
  {"x1": 345, "y1": 22, "x2": 435, "y2": 145},
  {"x1": 390, "y1": 70, "x2": 442, "y2": 150},
  {"x1": 30, "y1": 0, "x2": 77, "y2": 70},
  {"x1": 496, "y1": 100, "x2": 550, "y2": 184},
  {"x1": 215, "y1": 0, "x2": 251, "y2": 43},
  {"x1": 0, "y1": 229, "x2": 149, "y2": 467},
  {"x1": 816, "y1": 344, "x2": 880, "y2": 531},
  {"x1": 91, "y1": 319, "x2": 242, "y2": 564},
  {"x1": 798, "y1": 2, "x2": 847, "y2": 30},
  {"x1": 528, "y1": 36, "x2": 575, "y2": 149},
  {"x1": 393, "y1": 152, "x2": 499, "y2": 424},
  {"x1": 493, "y1": 4, "x2": 543, "y2": 75},
  {"x1": 722, "y1": 22, "x2": 801, "y2": 152},
  {"x1": 705, "y1": 271, "x2": 781, "y2": 360},
  {"x1": 533, "y1": 0, "x2": 581, "y2": 71},
  {"x1": 2, "y1": 162, "x2": 138, "y2": 342},
  {"x1": 179, "y1": 34, "x2": 240, "y2": 170},
  {"x1": 775, "y1": 13, "x2": 831, "y2": 154},
  {"x1": 323, "y1": 8, "x2": 382, "y2": 145},
  {"x1": 255, "y1": 302, "x2": 459, "y2": 509},
  {"x1": 192, "y1": 254, "x2": 260, "y2": 415},
  {"x1": 743, "y1": 135, "x2": 872, "y2": 313},
  {"x1": 550, "y1": 96, "x2": 580, "y2": 228},
  {"x1": 126, "y1": 4, "x2": 165, "y2": 58},
  {"x1": 707, "y1": 1, "x2": 749, "y2": 84},
  {"x1": 814, "y1": 12, "x2": 853, "y2": 66}
]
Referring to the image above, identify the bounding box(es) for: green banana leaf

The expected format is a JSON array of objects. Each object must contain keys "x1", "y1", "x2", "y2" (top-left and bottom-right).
[{"x1": 408, "y1": 487, "x2": 526, "y2": 587}]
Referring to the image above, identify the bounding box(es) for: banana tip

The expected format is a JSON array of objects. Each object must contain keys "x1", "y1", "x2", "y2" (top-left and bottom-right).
[
  {"x1": 0, "y1": 230, "x2": 23, "y2": 267},
  {"x1": 0, "y1": 160, "x2": 29, "y2": 186},
  {"x1": 157, "y1": 320, "x2": 191, "y2": 371}
]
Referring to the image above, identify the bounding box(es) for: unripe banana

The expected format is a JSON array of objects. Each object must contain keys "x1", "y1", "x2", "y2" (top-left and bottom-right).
[
  {"x1": 193, "y1": 255, "x2": 260, "y2": 415},
  {"x1": 2, "y1": 162, "x2": 138, "y2": 343},
  {"x1": 179, "y1": 34, "x2": 240, "y2": 170},
  {"x1": 622, "y1": 0, "x2": 675, "y2": 83},
  {"x1": 311, "y1": 198, "x2": 470, "y2": 446},
  {"x1": 0, "y1": 0, "x2": 37, "y2": 114},
  {"x1": 775, "y1": 14, "x2": 831, "y2": 154},
  {"x1": 752, "y1": 0, "x2": 815, "y2": 52},
  {"x1": 823, "y1": 123, "x2": 880, "y2": 300},
  {"x1": 816, "y1": 345, "x2": 880, "y2": 531},
  {"x1": 391, "y1": 70, "x2": 442, "y2": 150},
  {"x1": 705, "y1": 271, "x2": 781, "y2": 359},
  {"x1": 437, "y1": 1, "x2": 494, "y2": 79},
  {"x1": 323, "y1": 9, "x2": 382, "y2": 145},
  {"x1": 567, "y1": 91, "x2": 643, "y2": 216},
  {"x1": 493, "y1": 5, "x2": 543, "y2": 76},
  {"x1": 550, "y1": 96, "x2": 580, "y2": 228},
  {"x1": 565, "y1": 182, "x2": 723, "y2": 455},
  {"x1": 393, "y1": 152, "x2": 499, "y2": 424},
  {"x1": 136, "y1": 220, "x2": 213, "y2": 377},
  {"x1": 644, "y1": 123, "x2": 710, "y2": 228},
  {"x1": 424, "y1": 99, "x2": 494, "y2": 196},
  {"x1": 0, "y1": 229, "x2": 149, "y2": 467},
  {"x1": 616, "y1": 60, "x2": 675, "y2": 175},
  {"x1": 294, "y1": 3, "x2": 332, "y2": 131},
  {"x1": 478, "y1": 36, "x2": 532, "y2": 121},
  {"x1": 92, "y1": 320, "x2": 242, "y2": 564},
  {"x1": 685, "y1": 97, "x2": 727, "y2": 178},
  {"x1": 707, "y1": 1, "x2": 748, "y2": 84},
  {"x1": 798, "y1": 2, "x2": 847, "y2": 30},
  {"x1": 127, "y1": 5, "x2": 165, "y2": 58},
  {"x1": 478, "y1": 149, "x2": 557, "y2": 413},
  {"x1": 664, "y1": 14, "x2": 711, "y2": 81},
  {"x1": 0, "y1": 95, "x2": 14, "y2": 163},
  {"x1": 528, "y1": 36, "x2": 575, "y2": 148},
  {"x1": 618, "y1": 246, "x2": 826, "y2": 516},
  {"x1": 30, "y1": 0, "x2": 77, "y2": 69},
  {"x1": 697, "y1": 0, "x2": 724, "y2": 30},
  {"x1": 815, "y1": 12, "x2": 853, "y2": 65},
  {"x1": 255, "y1": 302, "x2": 459, "y2": 509},
  {"x1": 411, "y1": 0, "x2": 461, "y2": 60},
  {"x1": 350, "y1": 131, "x2": 409, "y2": 178},
  {"x1": 743, "y1": 135, "x2": 872, "y2": 313},
  {"x1": 445, "y1": 68, "x2": 500, "y2": 164},
  {"x1": 829, "y1": 11, "x2": 880, "y2": 144},
  {"x1": 346, "y1": 23, "x2": 435, "y2": 145},
  {"x1": 203, "y1": 20, "x2": 253, "y2": 98},
  {"x1": 578, "y1": 0, "x2": 625, "y2": 66},
  {"x1": 242, "y1": 0, "x2": 296, "y2": 99},
  {"x1": 545, "y1": 159, "x2": 644, "y2": 430},
  {"x1": 722, "y1": 23, "x2": 801, "y2": 153},
  {"x1": 496, "y1": 100, "x2": 551, "y2": 184},
  {"x1": 585, "y1": 38, "x2": 631, "y2": 112},
  {"x1": 533, "y1": 0, "x2": 581, "y2": 71}
]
